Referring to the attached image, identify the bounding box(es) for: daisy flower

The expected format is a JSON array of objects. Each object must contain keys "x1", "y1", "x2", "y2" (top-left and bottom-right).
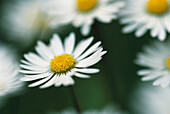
[
  {"x1": 135, "y1": 40, "x2": 170, "y2": 87},
  {"x1": 0, "y1": 44, "x2": 24, "y2": 107},
  {"x1": 44, "y1": 0, "x2": 125, "y2": 36},
  {"x1": 20, "y1": 32, "x2": 106, "y2": 88},
  {"x1": 120, "y1": 0, "x2": 170, "y2": 41},
  {"x1": 131, "y1": 83, "x2": 170, "y2": 114},
  {"x1": 1, "y1": 0, "x2": 49, "y2": 47}
]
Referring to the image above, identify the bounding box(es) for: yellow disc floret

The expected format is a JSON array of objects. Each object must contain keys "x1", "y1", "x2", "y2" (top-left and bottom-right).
[
  {"x1": 165, "y1": 57, "x2": 170, "y2": 69},
  {"x1": 146, "y1": 0, "x2": 169, "y2": 14},
  {"x1": 50, "y1": 54, "x2": 76, "y2": 73},
  {"x1": 77, "y1": 0, "x2": 98, "y2": 12}
]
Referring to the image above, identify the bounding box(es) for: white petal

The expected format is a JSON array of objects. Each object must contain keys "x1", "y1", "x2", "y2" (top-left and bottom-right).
[
  {"x1": 20, "y1": 72, "x2": 52, "y2": 81},
  {"x1": 122, "y1": 23, "x2": 138, "y2": 33},
  {"x1": 64, "y1": 32, "x2": 75, "y2": 54},
  {"x1": 74, "y1": 68, "x2": 100, "y2": 74},
  {"x1": 161, "y1": 76, "x2": 170, "y2": 87},
  {"x1": 137, "y1": 70, "x2": 152, "y2": 75},
  {"x1": 74, "y1": 73, "x2": 90, "y2": 78},
  {"x1": 76, "y1": 48, "x2": 105, "y2": 67},
  {"x1": 24, "y1": 53, "x2": 49, "y2": 66},
  {"x1": 135, "y1": 25, "x2": 147, "y2": 37},
  {"x1": 35, "y1": 41, "x2": 54, "y2": 61},
  {"x1": 97, "y1": 14, "x2": 115, "y2": 23},
  {"x1": 158, "y1": 27, "x2": 166, "y2": 41},
  {"x1": 20, "y1": 75, "x2": 47, "y2": 81},
  {"x1": 80, "y1": 24, "x2": 91, "y2": 36},
  {"x1": 40, "y1": 75, "x2": 56, "y2": 88},
  {"x1": 63, "y1": 75, "x2": 74, "y2": 86},
  {"x1": 21, "y1": 60, "x2": 33, "y2": 66},
  {"x1": 77, "y1": 41, "x2": 101, "y2": 61},
  {"x1": 50, "y1": 34, "x2": 64, "y2": 56},
  {"x1": 28, "y1": 75, "x2": 53, "y2": 87},
  {"x1": 19, "y1": 69, "x2": 48, "y2": 74},
  {"x1": 54, "y1": 75, "x2": 65, "y2": 87},
  {"x1": 20, "y1": 64, "x2": 48, "y2": 71},
  {"x1": 141, "y1": 74, "x2": 160, "y2": 81},
  {"x1": 73, "y1": 37, "x2": 94, "y2": 58}
]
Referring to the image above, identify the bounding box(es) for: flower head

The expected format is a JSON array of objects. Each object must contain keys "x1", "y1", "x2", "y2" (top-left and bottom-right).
[
  {"x1": 120, "y1": 0, "x2": 170, "y2": 41},
  {"x1": 1, "y1": 0, "x2": 49, "y2": 47},
  {"x1": 20, "y1": 32, "x2": 106, "y2": 88},
  {"x1": 135, "y1": 40, "x2": 170, "y2": 87},
  {"x1": 131, "y1": 84, "x2": 170, "y2": 114},
  {"x1": 0, "y1": 44, "x2": 24, "y2": 107},
  {"x1": 44, "y1": 0, "x2": 125, "y2": 35}
]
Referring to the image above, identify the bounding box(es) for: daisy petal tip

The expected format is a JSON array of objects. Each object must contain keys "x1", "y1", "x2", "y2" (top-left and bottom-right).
[
  {"x1": 159, "y1": 37, "x2": 165, "y2": 41},
  {"x1": 137, "y1": 71, "x2": 142, "y2": 75},
  {"x1": 101, "y1": 51, "x2": 107, "y2": 56},
  {"x1": 153, "y1": 82, "x2": 159, "y2": 86},
  {"x1": 88, "y1": 36, "x2": 94, "y2": 41},
  {"x1": 70, "y1": 32, "x2": 75, "y2": 37},
  {"x1": 141, "y1": 77, "x2": 147, "y2": 81},
  {"x1": 161, "y1": 85, "x2": 168, "y2": 88},
  {"x1": 18, "y1": 70, "x2": 23, "y2": 73},
  {"x1": 83, "y1": 75, "x2": 91, "y2": 79},
  {"x1": 54, "y1": 84, "x2": 62, "y2": 87},
  {"x1": 39, "y1": 86, "x2": 50, "y2": 89},
  {"x1": 63, "y1": 82, "x2": 74, "y2": 87},
  {"x1": 52, "y1": 33, "x2": 60, "y2": 39},
  {"x1": 20, "y1": 59, "x2": 24, "y2": 62},
  {"x1": 37, "y1": 40, "x2": 43, "y2": 45},
  {"x1": 97, "y1": 41, "x2": 102, "y2": 45},
  {"x1": 95, "y1": 69, "x2": 100, "y2": 73},
  {"x1": 28, "y1": 85, "x2": 34, "y2": 88},
  {"x1": 20, "y1": 77, "x2": 25, "y2": 81}
]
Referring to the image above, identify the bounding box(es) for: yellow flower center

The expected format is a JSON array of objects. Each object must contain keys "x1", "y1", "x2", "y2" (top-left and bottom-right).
[
  {"x1": 50, "y1": 54, "x2": 76, "y2": 73},
  {"x1": 165, "y1": 57, "x2": 170, "y2": 69},
  {"x1": 77, "y1": 0, "x2": 98, "y2": 12},
  {"x1": 146, "y1": 0, "x2": 169, "y2": 14}
]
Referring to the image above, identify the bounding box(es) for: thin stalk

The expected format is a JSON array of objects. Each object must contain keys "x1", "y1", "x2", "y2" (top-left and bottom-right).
[{"x1": 68, "y1": 86, "x2": 81, "y2": 114}]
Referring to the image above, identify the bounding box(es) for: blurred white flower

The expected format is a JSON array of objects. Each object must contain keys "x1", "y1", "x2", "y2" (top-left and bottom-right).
[
  {"x1": 48, "y1": 104, "x2": 127, "y2": 114},
  {"x1": 135, "y1": 40, "x2": 170, "y2": 87},
  {"x1": 120, "y1": 0, "x2": 170, "y2": 41},
  {"x1": 0, "y1": 44, "x2": 24, "y2": 107},
  {"x1": 130, "y1": 83, "x2": 170, "y2": 114},
  {"x1": 1, "y1": 0, "x2": 49, "y2": 47},
  {"x1": 20, "y1": 32, "x2": 106, "y2": 88},
  {"x1": 44, "y1": 0, "x2": 125, "y2": 36}
]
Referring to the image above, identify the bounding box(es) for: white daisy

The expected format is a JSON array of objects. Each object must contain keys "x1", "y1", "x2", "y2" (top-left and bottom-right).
[
  {"x1": 120, "y1": 0, "x2": 170, "y2": 41},
  {"x1": 131, "y1": 83, "x2": 170, "y2": 114},
  {"x1": 0, "y1": 44, "x2": 24, "y2": 107},
  {"x1": 135, "y1": 40, "x2": 170, "y2": 87},
  {"x1": 44, "y1": 0, "x2": 125, "y2": 36},
  {"x1": 1, "y1": 0, "x2": 49, "y2": 47},
  {"x1": 20, "y1": 32, "x2": 106, "y2": 88}
]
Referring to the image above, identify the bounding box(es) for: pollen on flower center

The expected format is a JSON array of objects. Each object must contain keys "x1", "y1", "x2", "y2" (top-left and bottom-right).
[
  {"x1": 165, "y1": 57, "x2": 170, "y2": 69},
  {"x1": 77, "y1": 0, "x2": 98, "y2": 12},
  {"x1": 50, "y1": 54, "x2": 76, "y2": 73},
  {"x1": 146, "y1": 0, "x2": 169, "y2": 14}
]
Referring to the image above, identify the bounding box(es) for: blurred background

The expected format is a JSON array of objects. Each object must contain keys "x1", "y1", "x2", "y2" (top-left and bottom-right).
[{"x1": 0, "y1": 0, "x2": 163, "y2": 114}]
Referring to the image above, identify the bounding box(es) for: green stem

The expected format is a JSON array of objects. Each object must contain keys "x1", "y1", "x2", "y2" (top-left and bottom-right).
[{"x1": 69, "y1": 86, "x2": 81, "y2": 114}]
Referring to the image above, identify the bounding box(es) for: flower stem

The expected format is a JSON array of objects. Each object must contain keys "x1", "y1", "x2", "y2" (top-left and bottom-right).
[{"x1": 69, "y1": 86, "x2": 81, "y2": 114}]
